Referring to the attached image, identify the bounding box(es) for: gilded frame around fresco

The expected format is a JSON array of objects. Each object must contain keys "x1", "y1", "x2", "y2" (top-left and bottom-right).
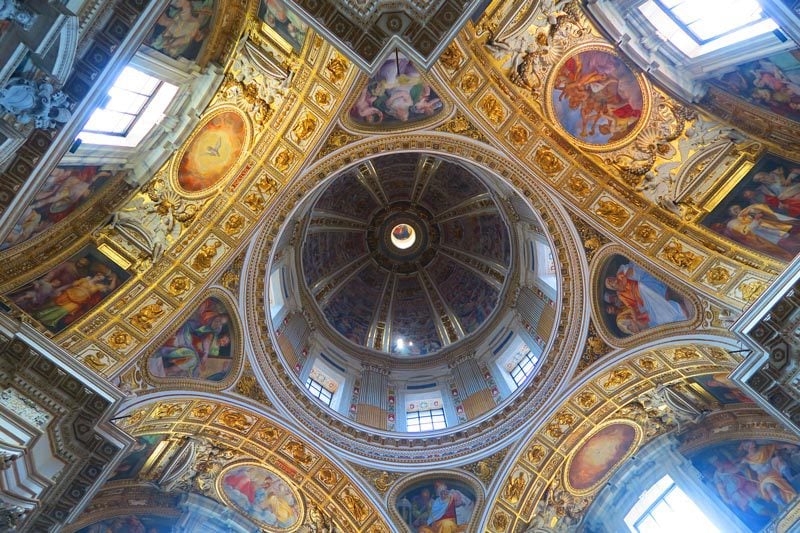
[
  {"x1": 386, "y1": 470, "x2": 485, "y2": 533},
  {"x1": 544, "y1": 42, "x2": 652, "y2": 153},
  {"x1": 0, "y1": 167, "x2": 130, "y2": 258},
  {"x1": 169, "y1": 105, "x2": 254, "y2": 200},
  {"x1": 589, "y1": 245, "x2": 703, "y2": 347},
  {"x1": 141, "y1": 286, "x2": 243, "y2": 391},
  {"x1": 340, "y1": 62, "x2": 454, "y2": 135},
  {"x1": 691, "y1": 150, "x2": 800, "y2": 263},
  {"x1": 0, "y1": 235, "x2": 135, "y2": 338},
  {"x1": 215, "y1": 460, "x2": 305, "y2": 532},
  {"x1": 562, "y1": 418, "x2": 643, "y2": 496},
  {"x1": 693, "y1": 150, "x2": 759, "y2": 215},
  {"x1": 250, "y1": 0, "x2": 312, "y2": 56}
]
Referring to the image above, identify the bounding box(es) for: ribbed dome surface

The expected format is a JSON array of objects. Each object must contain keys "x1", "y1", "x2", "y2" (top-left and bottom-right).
[{"x1": 301, "y1": 153, "x2": 512, "y2": 356}]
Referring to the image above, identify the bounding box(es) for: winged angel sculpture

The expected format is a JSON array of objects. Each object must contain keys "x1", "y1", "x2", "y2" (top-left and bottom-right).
[
  {"x1": 486, "y1": 0, "x2": 588, "y2": 97},
  {"x1": 110, "y1": 177, "x2": 199, "y2": 263}
]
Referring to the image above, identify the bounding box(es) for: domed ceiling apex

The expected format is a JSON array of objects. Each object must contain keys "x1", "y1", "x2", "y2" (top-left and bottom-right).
[{"x1": 299, "y1": 153, "x2": 513, "y2": 357}]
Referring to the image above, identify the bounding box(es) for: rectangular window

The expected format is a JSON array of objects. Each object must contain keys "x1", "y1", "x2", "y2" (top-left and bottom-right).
[
  {"x1": 79, "y1": 66, "x2": 178, "y2": 147},
  {"x1": 83, "y1": 67, "x2": 162, "y2": 136},
  {"x1": 305, "y1": 377, "x2": 333, "y2": 406},
  {"x1": 640, "y1": 0, "x2": 777, "y2": 57},
  {"x1": 656, "y1": 0, "x2": 769, "y2": 44},
  {"x1": 626, "y1": 475, "x2": 721, "y2": 533},
  {"x1": 511, "y1": 350, "x2": 539, "y2": 387},
  {"x1": 406, "y1": 408, "x2": 447, "y2": 432}
]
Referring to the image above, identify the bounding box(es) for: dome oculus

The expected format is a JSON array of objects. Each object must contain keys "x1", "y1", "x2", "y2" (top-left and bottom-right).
[{"x1": 390, "y1": 223, "x2": 416, "y2": 249}]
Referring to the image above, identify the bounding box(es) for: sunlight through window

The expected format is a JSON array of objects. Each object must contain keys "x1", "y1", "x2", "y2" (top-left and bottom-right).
[
  {"x1": 510, "y1": 350, "x2": 539, "y2": 387},
  {"x1": 79, "y1": 66, "x2": 178, "y2": 147},
  {"x1": 640, "y1": 0, "x2": 777, "y2": 57},
  {"x1": 406, "y1": 408, "x2": 447, "y2": 432},
  {"x1": 305, "y1": 376, "x2": 334, "y2": 406},
  {"x1": 625, "y1": 475, "x2": 721, "y2": 533}
]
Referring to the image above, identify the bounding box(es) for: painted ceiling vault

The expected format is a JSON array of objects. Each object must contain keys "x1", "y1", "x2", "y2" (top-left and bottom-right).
[{"x1": 0, "y1": 0, "x2": 799, "y2": 532}]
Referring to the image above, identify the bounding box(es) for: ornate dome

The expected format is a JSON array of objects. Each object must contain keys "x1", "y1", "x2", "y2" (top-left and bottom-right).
[
  {"x1": 252, "y1": 143, "x2": 583, "y2": 460},
  {"x1": 300, "y1": 153, "x2": 512, "y2": 357}
]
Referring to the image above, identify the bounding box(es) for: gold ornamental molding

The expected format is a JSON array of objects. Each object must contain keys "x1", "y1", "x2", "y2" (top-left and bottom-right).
[
  {"x1": 0, "y1": 38, "x2": 360, "y2": 377},
  {"x1": 243, "y1": 131, "x2": 589, "y2": 464},
  {"x1": 432, "y1": 22, "x2": 780, "y2": 311},
  {"x1": 116, "y1": 396, "x2": 392, "y2": 532},
  {"x1": 482, "y1": 339, "x2": 746, "y2": 532}
]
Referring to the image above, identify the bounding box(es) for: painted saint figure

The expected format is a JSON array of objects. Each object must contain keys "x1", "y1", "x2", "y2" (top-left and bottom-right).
[
  {"x1": 221, "y1": 465, "x2": 301, "y2": 529},
  {"x1": 258, "y1": 0, "x2": 308, "y2": 51},
  {"x1": 146, "y1": 0, "x2": 215, "y2": 61},
  {"x1": 350, "y1": 56, "x2": 443, "y2": 126},
  {"x1": 714, "y1": 51, "x2": 800, "y2": 122},
  {"x1": 397, "y1": 480, "x2": 476, "y2": 533},
  {"x1": 1, "y1": 167, "x2": 112, "y2": 250},
  {"x1": 5, "y1": 247, "x2": 128, "y2": 333},
  {"x1": 551, "y1": 50, "x2": 643, "y2": 145},
  {"x1": 600, "y1": 257, "x2": 690, "y2": 337},
  {"x1": 691, "y1": 439, "x2": 800, "y2": 531},
  {"x1": 702, "y1": 154, "x2": 800, "y2": 261},
  {"x1": 147, "y1": 297, "x2": 233, "y2": 381},
  {"x1": 418, "y1": 481, "x2": 473, "y2": 533}
]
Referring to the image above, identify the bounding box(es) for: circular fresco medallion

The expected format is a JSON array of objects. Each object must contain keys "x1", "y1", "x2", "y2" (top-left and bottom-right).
[
  {"x1": 565, "y1": 421, "x2": 641, "y2": 494},
  {"x1": 548, "y1": 46, "x2": 647, "y2": 151},
  {"x1": 176, "y1": 110, "x2": 247, "y2": 194},
  {"x1": 218, "y1": 463, "x2": 303, "y2": 530}
]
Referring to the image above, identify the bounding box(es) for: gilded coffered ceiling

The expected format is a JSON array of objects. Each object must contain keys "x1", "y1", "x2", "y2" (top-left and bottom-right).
[
  {"x1": 1, "y1": 0, "x2": 799, "y2": 531},
  {"x1": 289, "y1": 0, "x2": 488, "y2": 73}
]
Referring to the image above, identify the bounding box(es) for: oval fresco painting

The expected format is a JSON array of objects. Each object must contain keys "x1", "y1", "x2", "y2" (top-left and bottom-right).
[
  {"x1": 147, "y1": 297, "x2": 234, "y2": 382},
  {"x1": 395, "y1": 478, "x2": 476, "y2": 532},
  {"x1": 177, "y1": 110, "x2": 246, "y2": 193},
  {"x1": 219, "y1": 463, "x2": 302, "y2": 530},
  {"x1": 567, "y1": 422, "x2": 638, "y2": 492},
  {"x1": 350, "y1": 55, "x2": 443, "y2": 127},
  {"x1": 597, "y1": 254, "x2": 693, "y2": 338},
  {"x1": 551, "y1": 49, "x2": 644, "y2": 147}
]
